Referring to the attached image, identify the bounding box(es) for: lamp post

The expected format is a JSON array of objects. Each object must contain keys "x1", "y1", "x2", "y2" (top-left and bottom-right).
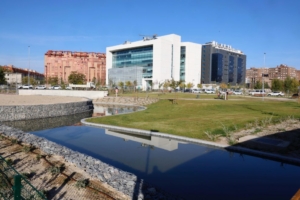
[
  {"x1": 28, "y1": 46, "x2": 30, "y2": 85},
  {"x1": 262, "y1": 53, "x2": 266, "y2": 101}
]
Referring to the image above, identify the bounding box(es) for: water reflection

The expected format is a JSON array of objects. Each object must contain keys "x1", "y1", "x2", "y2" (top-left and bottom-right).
[
  {"x1": 93, "y1": 104, "x2": 143, "y2": 117},
  {"x1": 105, "y1": 129, "x2": 183, "y2": 151}
]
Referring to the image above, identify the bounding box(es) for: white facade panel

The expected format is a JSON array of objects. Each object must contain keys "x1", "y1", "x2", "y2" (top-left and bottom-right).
[{"x1": 181, "y1": 42, "x2": 202, "y2": 88}]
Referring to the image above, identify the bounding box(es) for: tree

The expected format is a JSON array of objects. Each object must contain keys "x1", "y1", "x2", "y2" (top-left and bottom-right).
[
  {"x1": 197, "y1": 83, "x2": 202, "y2": 89},
  {"x1": 68, "y1": 72, "x2": 86, "y2": 84},
  {"x1": 271, "y1": 79, "x2": 283, "y2": 91},
  {"x1": 254, "y1": 80, "x2": 262, "y2": 89},
  {"x1": 125, "y1": 81, "x2": 132, "y2": 91},
  {"x1": 179, "y1": 82, "x2": 186, "y2": 91},
  {"x1": 0, "y1": 67, "x2": 6, "y2": 84},
  {"x1": 163, "y1": 80, "x2": 170, "y2": 92},
  {"x1": 219, "y1": 83, "x2": 227, "y2": 90},
  {"x1": 186, "y1": 82, "x2": 194, "y2": 89},
  {"x1": 118, "y1": 81, "x2": 124, "y2": 93},
  {"x1": 283, "y1": 76, "x2": 298, "y2": 94},
  {"x1": 169, "y1": 79, "x2": 182, "y2": 91},
  {"x1": 22, "y1": 77, "x2": 37, "y2": 85},
  {"x1": 47, "y1": 76, "x2": 58, "y2": 85}
]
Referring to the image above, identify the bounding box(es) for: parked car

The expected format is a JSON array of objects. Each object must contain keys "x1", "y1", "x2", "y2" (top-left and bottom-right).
[
  {"x1": 22, "y1": 84, "x2": 33, "y2": 89},
  {"x1": 192, "y1": 89, "x2": 201, "y2": 93},
  {"x1": 184, "y1": 89, "x2": 192, "y2": 93},
  {"x1": 249, "y1": 90, "x2": 266, "y2": 96},
  {"x1": 66, "y1": 86, "x2": 72, "y2": 90},
  {"x1": 267, "y1": 91, "x2": 284, "y2": 96},
  {"x1": 52, "y1": 85, "x2": 62, "y2": 90},
  {"x1": 35, "y1": 85, "x2": 46, "y2": 89},
  {"x1": 233, "y1": 90, "x2": 243, "y2": 95},
  {"x1": 204, "y1": 89, "x2": 215, "y2": 94}
]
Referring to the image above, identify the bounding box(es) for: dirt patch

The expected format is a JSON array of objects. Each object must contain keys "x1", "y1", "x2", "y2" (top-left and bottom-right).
[
  {"x1": 0, "y1": 137, "x2": 130, "y2": 200},
  {"x1": 218, "y1": 118, "x2": 300, "y2": 159}
]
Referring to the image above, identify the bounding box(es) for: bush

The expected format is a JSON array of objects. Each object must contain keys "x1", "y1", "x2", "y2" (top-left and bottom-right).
[{"x1": 75, "y1": 179, "x2": 89, "y2": 189}]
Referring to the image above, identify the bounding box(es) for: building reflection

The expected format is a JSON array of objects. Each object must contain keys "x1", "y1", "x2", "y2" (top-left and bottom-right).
[{"x1": 105, "y1": 129, "x2": 185, "y2": 151}]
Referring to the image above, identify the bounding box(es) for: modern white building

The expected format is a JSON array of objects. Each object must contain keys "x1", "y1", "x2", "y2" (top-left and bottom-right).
[{"x1": 106, "y1": 34, "x2": 202, "y2": 90}]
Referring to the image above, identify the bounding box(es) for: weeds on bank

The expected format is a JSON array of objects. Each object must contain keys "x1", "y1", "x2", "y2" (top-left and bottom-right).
[
  {"x1": 5, "y1": 158, "x2": 13, "y2": 166},
  {"x1": 48, "y1": 164, "x2": 65, "y2": 175},
  {"x1": 75, "y1": 179, "x2": 89, "y2": 189},
  {"x1": 204, "y1": 131, "x2": 220, "y2": 142},
  {"x1": 22, "y1": 145, "x2": 33, "y2": 153}
]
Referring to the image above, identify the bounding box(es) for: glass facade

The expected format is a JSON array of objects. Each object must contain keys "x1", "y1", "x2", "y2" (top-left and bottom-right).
[
  {"x1": 229, "y1": 56, "x2": 234, "y2": 83},
  {"x1": 180, "y1": 46, "x2": 186, "y2": 81},
  {"x1": 108, "y1": 67, "x2": 143, "y2": 88},
  {"x1": 237, "y1": 57, "x2": 244, "y2": 84},
  {"x1": 211, "y1": 53, "x2": 223, "y2": 83},
  {"x1": 112, "y1": 46, "x2": 153, "y2": 79}
]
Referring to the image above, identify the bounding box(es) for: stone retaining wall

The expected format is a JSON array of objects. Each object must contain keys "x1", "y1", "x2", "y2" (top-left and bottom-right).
[
  {"x1": 94, "y1": 97, "x2": 159, "y2": 106},
  {"x1": 0, "y1": 125, "x2": 180, "y2": 200},
  {"x1": 0, "y1": 100, "x2": 93, "y2": 122}
]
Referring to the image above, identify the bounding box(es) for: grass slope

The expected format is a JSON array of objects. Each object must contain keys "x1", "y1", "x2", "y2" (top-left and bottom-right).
[{"x1": 87, "y1": 99, "x2": 300, "y2": 140}]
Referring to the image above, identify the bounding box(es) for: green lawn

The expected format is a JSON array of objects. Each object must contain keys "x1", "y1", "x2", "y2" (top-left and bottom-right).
[{"x1": 87, "y1": 98, "x2": 300, "y2": 140}]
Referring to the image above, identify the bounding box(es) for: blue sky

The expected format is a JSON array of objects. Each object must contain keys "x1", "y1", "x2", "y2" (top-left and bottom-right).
[{"x1": 0, "y1": 0, "x2": 299, "y2": 73}]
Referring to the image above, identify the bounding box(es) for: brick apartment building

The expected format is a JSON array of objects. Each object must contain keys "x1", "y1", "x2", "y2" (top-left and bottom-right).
[
  {"x1": 2, "y1": 65, "x2": 44, "y2": 85},
  {"x1": 44, "y1": 51, "x2": 106, "y2": 85},
  {"x1": 246, "y1": 67, "x2": 269, "y2": 88},
  {"x1": 246, "y1": 64, "x2": 300, "y2": 88}
]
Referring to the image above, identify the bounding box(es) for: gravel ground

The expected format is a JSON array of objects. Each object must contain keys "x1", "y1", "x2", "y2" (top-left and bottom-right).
[{"x1": 0, "y1": 94, "x2": 87, "y2": 105}]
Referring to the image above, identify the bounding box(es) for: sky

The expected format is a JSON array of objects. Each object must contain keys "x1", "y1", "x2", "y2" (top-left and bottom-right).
[{"x1": 0, "y1": 0, "x2": 300, "y2": 73}]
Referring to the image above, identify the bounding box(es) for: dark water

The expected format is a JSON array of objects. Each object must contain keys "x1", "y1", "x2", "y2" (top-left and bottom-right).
[
  {"x1": 3, "y1": 105, "x2": 300, "y2": 199},
  {"x1": 29, "y1": 126, "x2": 300, "y2": 199}
]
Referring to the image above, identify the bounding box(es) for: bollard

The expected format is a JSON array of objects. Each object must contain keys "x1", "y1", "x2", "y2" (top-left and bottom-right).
[{"x1": 196, "y1": 94, "x2": 200, "y2": 99}]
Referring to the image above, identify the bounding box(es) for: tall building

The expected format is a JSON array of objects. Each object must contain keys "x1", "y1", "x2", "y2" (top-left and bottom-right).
[
  {"x1": 201, "y1": 41, "x2": 246, "y2": 85},
  {"x1": 106, "y1": 34, "x2": 202, "y2": 90},
  {"x1": 44, "y1": 51, "x2": 106, "y2": 85},
  {"x1": 268, "y1": 64, "x2": 298, "y2": 80}
]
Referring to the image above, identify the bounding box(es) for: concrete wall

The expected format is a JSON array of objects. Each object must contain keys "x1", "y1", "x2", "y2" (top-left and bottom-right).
[
  {"x1": 0, "y1": 100, "x2": 93, "y2": 122},
  {"x1": 18, "y1": 90, "x2": 108, "y2": 99}
]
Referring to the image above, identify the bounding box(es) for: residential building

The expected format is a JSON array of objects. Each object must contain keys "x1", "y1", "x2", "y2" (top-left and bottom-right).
[
  {"x1": 246, "y1": 67, "x2": 269, "y2": 88},
  {"x1": 268, "y1": 64, "x2": 298, "y2": 80},
  {"x1": 201, "y1": 41, "x2": 246, "y2": 85},
  {"x1": 106, "y1": 34, "x2": 202, "y2": 90},
  {"x1": 2, "y1": 65, "x2": 44, "y2": 85},
  {"x1": 44, "y1": 51, "x2": 106, "y2": 85}
]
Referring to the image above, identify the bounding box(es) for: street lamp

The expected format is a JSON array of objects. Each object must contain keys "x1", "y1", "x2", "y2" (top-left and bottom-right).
[
  {"x1": 262, "y1": 53, "x2": 266, "y2": 101},
  {"x1": 28, "y1": 46, "x2": 30, "y2": 85}
]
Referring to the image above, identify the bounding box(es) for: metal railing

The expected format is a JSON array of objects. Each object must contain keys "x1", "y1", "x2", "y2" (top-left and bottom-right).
[{"x1": 0, "y1": 155, "x2": 46, "y2": 200}]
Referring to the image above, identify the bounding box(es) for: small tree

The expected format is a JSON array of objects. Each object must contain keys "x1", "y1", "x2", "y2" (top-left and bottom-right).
[
  {"x1": 68, "y1": 72, "x2": 86, "y2": 84},
  {"x1": 22, "y1": 77, "x2": 37, "y2": 85},
  {"x1": 0, "y1": 67, "x2": 6, "y2": 84},
  {"x1": 163, "y1": 80, "x2": 170, "y2": 92},
  {"x1": 169, "y1": 79, "x2": 182, "y2": 91},
  {"x1": 254, "y1": 80, "x2": 262, "y2": 89},
  {"x1": 47, "y1": 76, "x2": 59, "y2": 85},
  {"x1": 219, "y1": 83, "x2": 227, "y2": 90},
  {"x1": 118, "y1": 81, "x2": 124, "y2": 93},
  {"x1": 179, "y1": 82, "x2": 186, "y2": 91},
  {"x1": 197, "y1": 83, "x2": 202, "y2": 89},
  {"x1": 125, "y1": 81, "x2": 132, "y2": 91},
  {"x1": 271, "y1": 79, "x2": 283, "y2": 91},
  {"x1": 186, "y1": 82, "x2": 194, "y2": 89}
]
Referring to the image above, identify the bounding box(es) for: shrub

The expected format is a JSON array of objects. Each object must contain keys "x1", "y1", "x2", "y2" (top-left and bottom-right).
[{"x1": 75, "y1": 179, "x2": 89, "y2": 189}]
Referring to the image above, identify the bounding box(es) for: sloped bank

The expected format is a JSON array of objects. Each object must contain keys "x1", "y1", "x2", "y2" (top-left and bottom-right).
[
  {"x1": 0, "y1": 100, "x2": 93, "y2": 122},
  {"x1": 0, "y1": 124, "x2": 182, "y2": 200}
]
